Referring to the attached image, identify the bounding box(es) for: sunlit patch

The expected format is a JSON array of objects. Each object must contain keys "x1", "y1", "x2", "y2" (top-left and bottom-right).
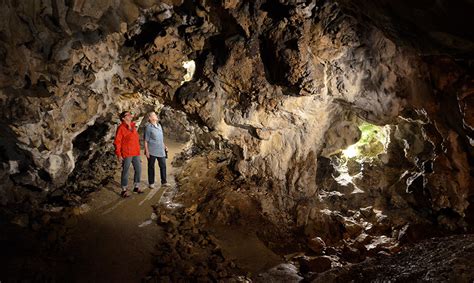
[
  {"x1": 334, "y1": 171, "x2": 353, "y2": 186},
  {"x1": 333, "y1": 122, "x2": 390, "y2": 188},
  {"x1": 342, "y1": 144, "x2": 358, "y2": 158},
  {"x1": 341, "y1": 122, "x2": 389, "y2": 161},
  {"x1": 181, "y1": 60, "x2": 196, "y2": 84},
  {"x1": 333, "y1": 164, "x2": 364, "y2": 192}
]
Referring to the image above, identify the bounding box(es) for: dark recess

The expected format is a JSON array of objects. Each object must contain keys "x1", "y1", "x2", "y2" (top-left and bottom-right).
[
  {"x1": 73, "y1": 122, "x2": 110, "y2": 153},
  {"x1": 124, "y1": 21, "x2": 166, "y2": 49},
  {"x1": 38, "y1": 169, "x2": 52, "y2": 182},
  {"x1": 259, "y1": 35, "x2": 292, "y2": 87},
  {"x1": 260, "y1": 0, "x2": 290, "y2": 21},
  {"x1": 207, "y1": 35, "x2": 229, "y2": 72},
  {"x1": 202, "y1": 1, "x2": 247, "y2": 71}
]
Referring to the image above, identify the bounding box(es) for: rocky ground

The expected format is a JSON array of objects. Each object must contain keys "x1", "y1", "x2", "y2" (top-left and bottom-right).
[
  {"x1": 143, "y1": 145, "x2": 473, "y2": 282},
  {"x1": 1, "y1": 140, "x2": 473, "y2": 282},
  {"x1": 313, "y1": 234, "x2": 474, "y2": 283},
  {"x1": 0, "y1": 141, "x2": 183, "y2": 282}
]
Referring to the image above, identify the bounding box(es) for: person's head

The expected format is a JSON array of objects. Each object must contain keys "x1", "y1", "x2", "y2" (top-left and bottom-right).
[
  {"x1": 119, "y1": 111, "x2": 134, "y2": 123},
  {"x1": 148, "y1": 112, "x2": 158, "y2": 123}
]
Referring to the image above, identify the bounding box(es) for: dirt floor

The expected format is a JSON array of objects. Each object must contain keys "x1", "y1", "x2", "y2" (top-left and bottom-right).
[{"x1": 0, "y1": 140, "x2": 185, "y2": 282}]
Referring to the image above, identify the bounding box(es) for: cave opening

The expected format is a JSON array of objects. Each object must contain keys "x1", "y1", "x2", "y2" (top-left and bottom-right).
[
  {"x1": 327, "y1": 121, "x2": 391, "y2": 189},
  {"x1": 314, "y1": 114, "x2": 460, "y2": 260},
  {"x1": 341, "y1": 122, "x2": 389, "y2": 160}
]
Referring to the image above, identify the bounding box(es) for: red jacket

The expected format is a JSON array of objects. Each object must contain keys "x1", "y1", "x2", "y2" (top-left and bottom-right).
[{"x1": 114, "y1": 121, "x2": 140, "y2": 158}]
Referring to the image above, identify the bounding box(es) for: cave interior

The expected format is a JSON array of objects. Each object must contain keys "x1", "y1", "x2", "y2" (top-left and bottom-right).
[{"x1": 0, "y1": 0, "x2": 473, "y2": 282}]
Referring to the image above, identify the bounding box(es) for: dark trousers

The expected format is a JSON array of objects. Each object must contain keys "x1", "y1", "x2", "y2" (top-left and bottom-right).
[{"x1": 148, "y1": 155, "x2": 167, "y2": 185}]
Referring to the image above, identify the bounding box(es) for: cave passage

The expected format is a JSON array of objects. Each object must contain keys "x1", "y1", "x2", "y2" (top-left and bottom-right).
[
  {"x1": 2, "y1": 138, "x2": 189, "y2": 282},
  {"x1": 0, "y1": 0, "x2": 473, "y2": 282}
]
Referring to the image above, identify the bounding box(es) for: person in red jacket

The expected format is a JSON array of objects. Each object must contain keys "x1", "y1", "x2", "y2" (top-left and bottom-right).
[{"x1": 114, "y1": 111, "x2": 144, "y2": 197}]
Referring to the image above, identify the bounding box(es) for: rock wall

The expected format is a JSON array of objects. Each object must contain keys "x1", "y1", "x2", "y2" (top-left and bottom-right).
[{"x1": 0, "y1": 1, "x2": 190, "y2": 208}]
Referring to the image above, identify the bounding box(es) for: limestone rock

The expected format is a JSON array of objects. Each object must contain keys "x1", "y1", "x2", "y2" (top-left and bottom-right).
[{"x1": 159, "y1": 106, "x2": 193, "y2": 143}]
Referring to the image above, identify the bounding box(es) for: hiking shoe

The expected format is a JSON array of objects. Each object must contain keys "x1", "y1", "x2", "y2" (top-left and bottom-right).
[
  {"x1": 161, "y1": 182, "x2": 170, "y2": 187},
  {"x1": 133, "y1": 186, "x2": 144, "y2": 194},
  {"x1": 121, "y1": 190, "x2": 130, "y2": 198},
  {"x1": 149, "y1": 183, "x2": 157, "y2": 189}
]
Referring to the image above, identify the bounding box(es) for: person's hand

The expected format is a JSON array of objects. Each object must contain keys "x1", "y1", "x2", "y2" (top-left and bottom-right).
[
  {"x1": 118, "y1": 156, "x2": 123, "y2": 163},
  {"x1": 145, "y1": 151, "x2": 150, "y2": 159}
]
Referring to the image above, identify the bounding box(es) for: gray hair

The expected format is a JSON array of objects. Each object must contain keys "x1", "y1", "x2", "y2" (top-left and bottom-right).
[{"x1": 148, "y1": 111, "x2": 157, "y2": 121}]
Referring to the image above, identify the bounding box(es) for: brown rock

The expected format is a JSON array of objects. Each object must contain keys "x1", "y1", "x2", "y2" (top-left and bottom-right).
[
  {"x1": 255, "y1": 128, "x2": 271, "y2": 140},
  {"x1": 299, "y1": 256, "x2": 333, "y2": 273},
  {"x1": 340, "y1": 244, "x2": 365, "y2": 263},
  {"x1": 308, "y1": 237, "x2": 326, "y2": 254},
  {"x1": 397, "y1": 223, "x2": 438, "y2": 244}
]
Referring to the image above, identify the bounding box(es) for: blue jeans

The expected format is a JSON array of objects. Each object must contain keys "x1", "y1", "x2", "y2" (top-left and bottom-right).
[
  {"x1": 121, "y1": 156, "x2": 141, "y2": 188},
  {"x1": 148, "y1": 155, "x2": 167, "y2": 185}
]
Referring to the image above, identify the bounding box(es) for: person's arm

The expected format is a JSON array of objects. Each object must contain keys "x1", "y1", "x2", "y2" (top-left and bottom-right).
[
  {"x1": 161, "y1": 123, "x2": 168, "y2": 151},
  {"x1": 144, "y1": 126, "x2": 150, "y2": 159},
  {"x1": 144, "y1": 141, "x2": 150, "y2": 159},
  {"x1": 113, "y1": 126, "x2": 124, "y2": 162}
]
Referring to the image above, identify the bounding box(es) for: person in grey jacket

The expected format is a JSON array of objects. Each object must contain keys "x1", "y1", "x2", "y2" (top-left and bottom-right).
[{"x1": 144, "y1": 112, "x2": 168, "y2": 188}]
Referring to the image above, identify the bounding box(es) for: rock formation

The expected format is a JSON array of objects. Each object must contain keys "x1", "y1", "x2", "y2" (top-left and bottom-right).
[{"x1": 0, "y1": 0, "x2": 472, "y2": 281}]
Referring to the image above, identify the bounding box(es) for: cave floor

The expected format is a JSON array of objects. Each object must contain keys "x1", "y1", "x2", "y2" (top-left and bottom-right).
[
  {"x1": 1, "y1": 140, "x2": 291, "y2": 282},
  {"x1": 1, "y1": 141, "x2": 185, "y2": 282}
]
